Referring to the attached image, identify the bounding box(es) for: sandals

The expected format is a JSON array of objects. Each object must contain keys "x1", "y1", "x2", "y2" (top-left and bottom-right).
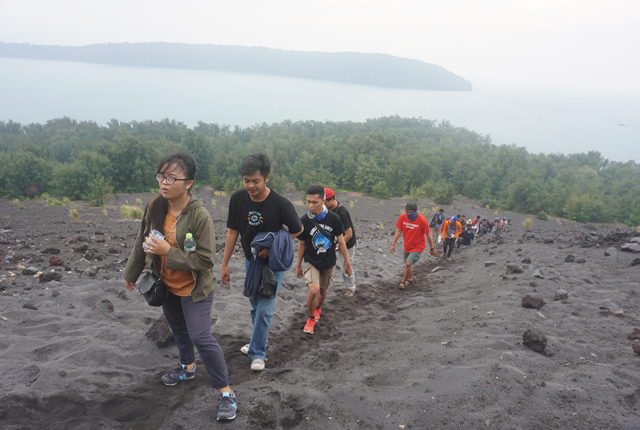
[{"x1": 399, "y1": 280, "x2": 413, "y2": 290}]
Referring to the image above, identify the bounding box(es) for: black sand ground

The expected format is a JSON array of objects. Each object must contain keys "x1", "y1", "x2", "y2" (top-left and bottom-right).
[{"x1": 1, "y1": 189, "x2": 639, "y2": 429}]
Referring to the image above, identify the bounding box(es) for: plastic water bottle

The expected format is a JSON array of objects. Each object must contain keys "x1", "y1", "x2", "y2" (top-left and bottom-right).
[
  {"x1": 184, "y1": 233, "x2": 196, "y2": 252},
  {"x1": 143, "y1": 229, "x2": 164, "y2": 251}
]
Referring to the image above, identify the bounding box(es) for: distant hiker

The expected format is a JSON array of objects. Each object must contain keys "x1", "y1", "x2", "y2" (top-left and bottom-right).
[
  {"x1": 441, "y1": 215, "x2": 462, "y2": 259},
  {"x1": 297, "y1": 185, "x2": 352, "y2": 334},
  {"x1": 458, "y1": 224, "x2": 475, "y2": 249},
  {"x1": 123, "y1": 152, "x2": 237, "y2": 421},
  {"x1": 325, "y1": 187, "x2": 357, "y2": 297},
  {"x1": 471, "y1": 215, "x2": 481, "y2": 236},
  {"x1": 391, "y1": 202, "x2": 437, "y2": 290},
  {"x1": 429, "y1": 208, "x2": 445, "y2": 244},
  {"x1": 220, "y1": 153, "x2": 303, "y2": 372}
]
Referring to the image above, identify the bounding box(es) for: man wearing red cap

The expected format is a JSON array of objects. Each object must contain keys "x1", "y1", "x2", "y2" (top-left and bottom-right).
[{"x1": 324, "y1": 187, "x2": 357, "y2": 297}]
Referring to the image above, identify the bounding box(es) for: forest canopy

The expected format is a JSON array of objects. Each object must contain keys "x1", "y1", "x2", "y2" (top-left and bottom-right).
[
  {"x1": 0, "y1": 116, "x2": 638, "y2": 227},
  {"x1": 0, "y1": 42, "x2": 472, "y2": 91}
]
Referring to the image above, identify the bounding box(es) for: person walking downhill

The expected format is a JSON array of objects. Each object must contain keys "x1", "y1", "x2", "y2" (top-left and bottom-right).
[
  {"x1": 324, "y1": 187, "x2": 357, "y2": 297},
  {"x1": 220, "y1": 153, "x2": 303, "y2": 371},
  {"x1": 296, "y1": 185, "x2": 353, "y2": 334},
  {"x1": 391, "y1": 202, "x2": 438, "y2": 290},
  {"x1": 123, "y1": 152, "x2": 237, "y2": 421},
  {"x1": 441, "y1": 215, "x2": 462, "y2": 260}
]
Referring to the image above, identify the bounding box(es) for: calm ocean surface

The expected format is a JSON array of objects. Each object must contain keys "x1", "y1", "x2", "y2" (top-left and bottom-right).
[{"x1": 1, "y1": 57, "x2": 638, "y2": 163}]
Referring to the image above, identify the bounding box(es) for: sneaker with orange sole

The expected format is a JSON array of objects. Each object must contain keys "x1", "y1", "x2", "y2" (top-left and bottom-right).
[{"x1": 303, "y1": 317, "x2": 316, "y2": 334}]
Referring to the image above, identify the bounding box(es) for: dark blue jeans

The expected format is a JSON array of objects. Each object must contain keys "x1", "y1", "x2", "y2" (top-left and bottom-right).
[{"x1": 162, "y1": 291, "x2": 230, "y2": 389}]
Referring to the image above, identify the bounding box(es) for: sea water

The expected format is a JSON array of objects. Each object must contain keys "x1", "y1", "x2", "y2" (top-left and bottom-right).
[{"x1": 0, "y1": 57, "x2": 637, "y2": 163}]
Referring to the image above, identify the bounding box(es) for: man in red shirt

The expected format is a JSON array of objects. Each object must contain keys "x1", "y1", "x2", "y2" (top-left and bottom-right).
[{"x1": 390, "y1": 202, "x2": 438, "y2": 290}]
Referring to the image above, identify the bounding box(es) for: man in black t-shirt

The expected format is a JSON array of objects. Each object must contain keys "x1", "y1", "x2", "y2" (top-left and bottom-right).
[
  {"x1": 221, "y1": 153, "x2": 303, "y2": 372},
  {"x1": 296, "y1": 184, "x2": 352, "y2": 335},
  {"x1": 324, "y1": 187, "x2": 357, "y2": 296}
]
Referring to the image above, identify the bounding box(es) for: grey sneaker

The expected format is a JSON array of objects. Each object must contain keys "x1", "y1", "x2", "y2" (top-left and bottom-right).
[
  {"x1": 161, "y1": 363, "x2": 195, "y2": 386},
  {"x1": 217, "y1": 391, "x2": 237, "y2": 421},
  {"x1": 251, "y1": 358, "x2": 265, "y2": 371}
]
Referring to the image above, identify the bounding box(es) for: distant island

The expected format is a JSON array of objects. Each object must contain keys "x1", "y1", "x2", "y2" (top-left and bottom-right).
[{"x1": 0, "y1": 42, "x2": 472, "y2": 91}]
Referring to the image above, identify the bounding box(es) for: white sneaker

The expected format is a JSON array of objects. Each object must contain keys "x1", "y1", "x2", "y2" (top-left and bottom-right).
[
  {"x1": 240, "y1": 344, "x2": 249, "y2": 355},
  {"x1": 251, "y1": 358, "x2": 265, "y2": 371}
]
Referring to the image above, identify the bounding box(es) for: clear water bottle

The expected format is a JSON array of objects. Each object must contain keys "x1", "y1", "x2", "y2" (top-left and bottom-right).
[
  {"x1": 143, "y1": 229, "x2": 164, "y2": 251},
  {"x1": 184, "y1": 233, "x2": 196, "y2": 252}
]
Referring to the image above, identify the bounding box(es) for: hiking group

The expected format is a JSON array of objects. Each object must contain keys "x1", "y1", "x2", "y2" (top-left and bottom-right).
[{"x1": 123, "y1": 150, "x2": 507, "y2": 421}]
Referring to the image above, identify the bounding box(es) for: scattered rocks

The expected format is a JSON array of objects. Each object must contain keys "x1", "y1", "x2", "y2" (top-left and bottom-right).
[
  {"x1": 146, "y1": 317, "x2": 174, "y2": 347},
  {"x1": 49, "y1": 256, "x2": 64, "y2": 266},
  {"x1": 604, "y1": 247, "x2": 618, "y2": 257},
  {"x1": 523, "y1": 329, "x2": 547, "y2": 352},
  {"x1": 39, "y1": 272, "x2": 62, "y2": 283},
  {"x1": 506, "y1": 265, "x2": 523, "y2": 274},
  {"x1": 628, "y1": 328, "x2": 640, "y2": 340},
  {"x1": 73, "y1": 244, "x2": 89, "y2": 253},
  {"x1": 621, "y1": 243, "x2": 640, "y2": 253},
  {"x1": 522, "y1": 295, "x2": 546, "y2": 309},
  {"x1": 100, "y1": 299, "x2": 114, "y2": 313},
  {"x1": 22, "y1": 266, "x2": 39, "y2": 276},
  {"x1": 532, "y1": 269, "x2": 545, "y2": 279},
  {"x1": 555, "y1": 289, "x2": 568, "y2": 301},
  {"x1": 485, "y1": 261, "x2": 496, "y2": 267}
]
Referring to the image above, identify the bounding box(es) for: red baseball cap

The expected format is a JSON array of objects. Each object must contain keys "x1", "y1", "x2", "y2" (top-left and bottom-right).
[{"x1": 324, "y1": 188, "x2": 335, "y2": 200}]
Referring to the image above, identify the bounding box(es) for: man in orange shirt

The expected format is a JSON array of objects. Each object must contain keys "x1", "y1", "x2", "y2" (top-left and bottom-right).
[
  {"x1": 390, "y1": 202, "x2": 438, "y2": 290},
  {"x1": 441, "y1": 215, "x2": 462, "y2": 259}
]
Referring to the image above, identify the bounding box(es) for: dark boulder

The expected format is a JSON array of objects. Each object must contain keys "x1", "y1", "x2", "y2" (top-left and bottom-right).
[
  {"x1": 74, "y1": 244, "x2": 88, "y2": 253},
  {"x1": 146, "y1": 317, "x2": 174, "y2": 348},
  {"x1": 555, "y1": 289, "x2": 568, "y2": 301},
  {"x1": 49, "y1": 256, "x2": 64, "y2": 266},
  {"x1": 522, "y1": 295, "x2": 546, "y2": 309},
  {"x1": 39, "y1": 272, "x2": 62, "y2": 283},
  {"x1": 506, "y1": 265, "x2": 523, "y2": 274},
  {"x1": 523, "y1": 329, "x2": 547, "y2": 352},
  {"x1": 621, "y1": 243, "x2": 640, "y2": 253}
]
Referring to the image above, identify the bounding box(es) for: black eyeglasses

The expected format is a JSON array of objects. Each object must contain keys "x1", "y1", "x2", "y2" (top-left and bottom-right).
[{"x1": 156, "y1": 173, "x2": 189, "y2": 185}]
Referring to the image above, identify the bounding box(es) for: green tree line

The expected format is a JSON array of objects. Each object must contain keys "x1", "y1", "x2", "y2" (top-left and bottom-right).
[{"x1": 1, "y1": 116, "x2": 638, "y2": 227}]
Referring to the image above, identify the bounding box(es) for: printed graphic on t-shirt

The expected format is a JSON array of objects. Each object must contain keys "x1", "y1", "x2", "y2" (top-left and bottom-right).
[
  {"x1": 402, "y1": 221, "x2": 420, "y2": 230},
  {"x1": 247, "y1": 211, "x2": 263, "y2": 226},
  {"x1": 311, "y1": 225, "x2": 333, "y2": 254}
]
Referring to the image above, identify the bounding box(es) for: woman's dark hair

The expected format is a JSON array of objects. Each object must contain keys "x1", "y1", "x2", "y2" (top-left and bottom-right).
[
  {"x1": 239, "y1": 153, "x2": 271, "y2": 178},
  {"x1": 149, "y1": 152, "x2": 196, "y2": 232},
  {"x1": 306, "y1": 184, "x2": 325, "y2": 199}
]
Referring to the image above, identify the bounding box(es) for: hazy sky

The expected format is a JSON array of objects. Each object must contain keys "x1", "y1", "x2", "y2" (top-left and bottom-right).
[{"x1": 1, "y1": 0, "x2": 639, "y2": 91}]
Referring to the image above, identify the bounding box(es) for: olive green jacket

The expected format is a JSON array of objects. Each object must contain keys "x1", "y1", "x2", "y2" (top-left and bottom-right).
[{"x1": 123, "y1": 196, "x2": 216, "y2": 303}]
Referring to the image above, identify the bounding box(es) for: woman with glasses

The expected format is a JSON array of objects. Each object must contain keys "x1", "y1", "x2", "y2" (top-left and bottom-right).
[{"x1": 123, "y1": 152, "x2": 237, "y2": 421}]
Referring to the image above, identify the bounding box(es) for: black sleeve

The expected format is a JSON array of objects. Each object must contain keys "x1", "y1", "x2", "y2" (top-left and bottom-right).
[
  {"x1": 281, "y1": 200, "x2": 303, "y2": 234},
  {"x1": 337, "y1": 207, "x2": 352, "y2": 230},
  {"x1": 227, "y1": 191, "x2": 239, "y2": 230}
]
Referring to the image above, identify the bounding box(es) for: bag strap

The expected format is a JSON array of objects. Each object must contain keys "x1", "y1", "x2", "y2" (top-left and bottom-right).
[{"x1": 310, "y1": 218, "x2": 333, "y2": 243}]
